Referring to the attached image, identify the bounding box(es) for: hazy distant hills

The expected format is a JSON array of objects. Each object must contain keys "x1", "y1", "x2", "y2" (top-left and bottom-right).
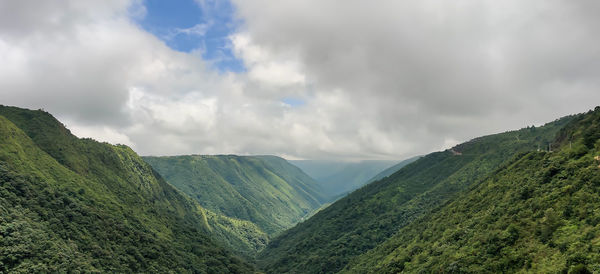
[
  {"x1": 365, "y1": 156, "x2": 422, "y2": 184},
  {"x1": 289, "y1": 160, "x2": 399, "y2": 199},
  {"x1": 0, "y1": 105, "x2": 258, "y2": 272},
  {"x1": 258, "y1": 112, "x2": 575, "y2": 273},
  {"x1": 143, "y1": 154, "x2": 326, "y2": 235}
]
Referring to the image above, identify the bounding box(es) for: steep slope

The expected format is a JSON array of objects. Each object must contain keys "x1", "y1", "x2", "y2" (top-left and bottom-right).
[
  {"x1": 143, "y1": 154, "x2": 326, "y2": 235},
  {"x1": 258, "y1": 115, "x2": 573, "y2": 273},
  {"x1": 366, "y1": 156, "x2": 421, "y2": 184},
  {"x1": 290, "y1": 160, "x2": 398, "y2": 199},
  {"x1": 0, "y1": 106, "x2": 259, "y2": 272},
  {"x1": 346, "y1": 107, "x2": 600, "y2": 273}
]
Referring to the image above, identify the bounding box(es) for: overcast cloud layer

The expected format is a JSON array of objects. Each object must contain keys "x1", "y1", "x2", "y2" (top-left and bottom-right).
[{"x1": 1, "y1": 0, "x2": 599, "y2": 160}]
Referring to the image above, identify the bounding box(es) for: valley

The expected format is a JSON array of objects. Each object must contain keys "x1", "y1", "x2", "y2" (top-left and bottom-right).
[
  {"x1": 257, "y1": 113, "x2": 574, "y2": 273},
  {"x1": 1, "y1": 105, "x2": 600, "y2": 273},
  {"x1": 3, "y1": 1, "x2": 599, "y2": 272}
]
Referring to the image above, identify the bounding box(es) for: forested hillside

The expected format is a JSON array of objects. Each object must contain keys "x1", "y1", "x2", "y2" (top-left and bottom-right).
[
  {"x1": 258, "y1": 113, "x2": 574, "y2": 273},
  {"x1": 144, "y1": 154, "x2": 326, "y2": 235},
  {"x1": 345, "y1": 107, "x2": 600, "y2": 273},
  {"x1": 0, "y1": 106, "x2": 259, "y2": 272},
  {"x1": 4, "y1": 103, "x2": 597, "y2": 273}
]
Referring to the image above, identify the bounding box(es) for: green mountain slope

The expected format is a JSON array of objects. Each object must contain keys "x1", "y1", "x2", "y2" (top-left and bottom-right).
[
  {"x1": 257, "y1": 115, "x2": 573, "y2": 273},
  {"x1": 0, "y1": 106, "x2": 259, "y2": 272},
  {"x1": 345, "y1": 107, "x2": 600, "y2": 273},
  {"x1": 366, "y1": 156, "x2": 421, "y2": 184},
  {"x1": 143, "y1": 154, "x2": 326, "y2": 235},
  {"x1": 290, "y1": 160, "x2": 398, "y2": 199}
]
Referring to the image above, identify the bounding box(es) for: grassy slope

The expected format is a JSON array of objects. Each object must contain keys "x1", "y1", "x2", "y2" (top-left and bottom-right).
[
  {"x1": 345, "y1": 107, "x2": 600, "y2": 273},
  {"x1": 0, "y1": 106, "x2": 259, "y2": 272},
  {"x1": 257, "y1": 114, "x2": 573, "y2": 273},
  {"x1": 143, "y1": 154, "x2": 325, "y2": 235}
]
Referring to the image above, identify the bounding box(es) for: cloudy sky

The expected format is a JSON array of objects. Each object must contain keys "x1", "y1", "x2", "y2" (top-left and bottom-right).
[{"x1": 1, "y1": 0, "x2": 599, "y2": 160}]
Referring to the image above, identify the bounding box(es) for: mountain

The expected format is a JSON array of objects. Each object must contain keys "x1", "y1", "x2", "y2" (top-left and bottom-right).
[
  {"x1": 6, "y1": 103, "x2": 596, "y2": 273},
  {"x1": 257, "y1": 113, "x2": 573, "y2": 273},
  {"x1": 0, "y1": 105, "x2": 260, "y2": 272},
  {"x1": 289, "y1": 160, "x2": 398, "y2": 199},
  {"x1": 345, "y1": 107, "x2": 600, "y2": 273},
  {"x1": 143, "y1": 154, "x2": 326, "y2": 235},
  {"x1": 365, "y1": 156, "x2": 421, "y2": 184}
]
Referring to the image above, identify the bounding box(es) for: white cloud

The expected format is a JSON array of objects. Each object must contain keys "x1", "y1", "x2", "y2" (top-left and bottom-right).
[
  {"x1": 126, "y1": 87, "x2": 218, "y2": 133},
  {"x1": 67, "y1": 123, "x2": 135, "y2": 148},
  {"x1": 2, "y1": 0, "x2": 600, "y2": 160},
  {"x1": 231, "y1": 33, "x2": 306, "y2": 87},
  {"x1": 231, "y1": 0, "x2": 600, "y2": 156}
]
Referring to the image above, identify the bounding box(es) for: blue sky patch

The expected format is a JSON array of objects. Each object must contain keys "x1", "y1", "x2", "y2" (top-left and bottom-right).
[
  {"x1": 134, "y1": 0, "x2": 245, "y2": 72},
  {"x1": 282, "y1": 98, "x2": 306, "y2": 107}
]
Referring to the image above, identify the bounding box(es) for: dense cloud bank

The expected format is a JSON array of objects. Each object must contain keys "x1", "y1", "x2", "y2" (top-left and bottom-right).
[{"x1": 1, "y1": 0, "x2": 599, "y2": 160}]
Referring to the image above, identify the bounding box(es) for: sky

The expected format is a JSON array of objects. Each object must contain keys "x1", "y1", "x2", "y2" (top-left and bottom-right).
[{"x1": 1, "y1": 0, "x2": 600, "y2": 160}]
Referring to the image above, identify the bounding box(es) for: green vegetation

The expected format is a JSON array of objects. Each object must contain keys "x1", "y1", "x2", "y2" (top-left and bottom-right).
[
  {"x1": 202, "y1": 208, "x2": 268, "y2": 255},
  {"x1": 290, "y1": 160, "x2": 399, "y2": 199},
  {"x1": 143, "y1": 154, "x2": 326, "y2": 235},
  {"x1": 0, "y1": 105, "x2": 257, "y2": 272},
  {"x1": 345, "y1": 107, "x2": 600, "y2": 273},
  {"x1": 258, "y1": 113, "x2": 573, "y2": 273},
  {"x1": 5, "y1": 102, "x2": 600, "y2": 273}
]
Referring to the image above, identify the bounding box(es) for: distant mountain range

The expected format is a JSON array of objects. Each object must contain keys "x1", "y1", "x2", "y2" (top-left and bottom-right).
[{"x1": 365, "y1": 156, "x2": 422, "y2": 184}]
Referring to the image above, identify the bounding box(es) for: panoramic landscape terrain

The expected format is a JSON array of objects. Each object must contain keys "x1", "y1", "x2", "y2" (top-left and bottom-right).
[{"x1": 2, "y1": 0, "x2": 600, "y2": 273}]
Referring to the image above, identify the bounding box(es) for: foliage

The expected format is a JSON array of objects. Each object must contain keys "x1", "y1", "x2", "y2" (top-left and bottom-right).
[
  {"x1": 258, "y1": 113, "x2": 573, "y2": 273},
  {"x1": 143, "y1": 154, "x2": 325, "y2": 235},
  {"x1": 0, "y1": 106, "x2": 255, "y2": 273},
  {"x1": 202, "y1": 208, "x2": 268, "y2": 255},
  {"x1": 345, "y1": 107, "x2": 600, "y2": 273}
]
